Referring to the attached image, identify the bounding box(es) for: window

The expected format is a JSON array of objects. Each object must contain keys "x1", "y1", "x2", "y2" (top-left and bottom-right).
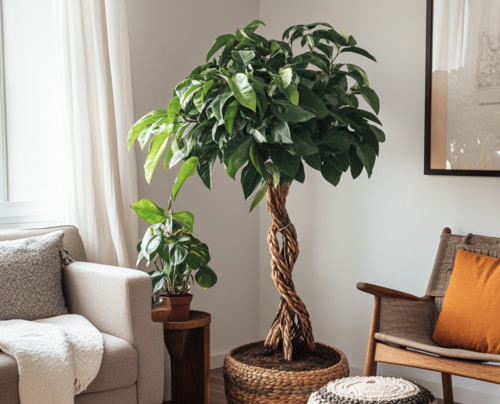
[{"x1": 0, "y1": 0, "x2": 67, "y2": 228}]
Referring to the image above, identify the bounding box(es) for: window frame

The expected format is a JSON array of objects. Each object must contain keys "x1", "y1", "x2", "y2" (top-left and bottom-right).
[{"x1": 0, "y1": 0, "x2": 64, "y2": 229}]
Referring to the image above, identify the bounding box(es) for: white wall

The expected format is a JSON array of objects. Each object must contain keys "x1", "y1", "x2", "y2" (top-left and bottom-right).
[
  {"x1": 258, "y1": 1, "x2": 500, "y2": 402},
  {"x1": 125, "y1": 0, "x2": 261, "y2": 367}
]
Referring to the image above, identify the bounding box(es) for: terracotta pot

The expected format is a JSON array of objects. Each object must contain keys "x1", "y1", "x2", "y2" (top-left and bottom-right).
[{"x1": 160, "y1": 292, "x2": 193, "y2": 322}]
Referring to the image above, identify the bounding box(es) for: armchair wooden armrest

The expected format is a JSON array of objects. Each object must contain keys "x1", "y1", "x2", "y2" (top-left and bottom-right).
[{"x1": 356, "y1": 282, "x2": 432, "y2": 301}]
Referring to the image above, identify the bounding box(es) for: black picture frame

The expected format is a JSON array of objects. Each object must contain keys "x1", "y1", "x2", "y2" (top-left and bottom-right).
[{"x1": 424, "y1": 0, "x2": 500, "y2": 177}]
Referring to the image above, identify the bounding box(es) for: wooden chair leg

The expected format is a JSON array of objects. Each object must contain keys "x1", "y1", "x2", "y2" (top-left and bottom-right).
[
  {"x1": 441, "y1": 372, "x2": 454, "y2": 404},
  {"x1": 364, "y1": 296, "x2": 381, "y2": 376}
]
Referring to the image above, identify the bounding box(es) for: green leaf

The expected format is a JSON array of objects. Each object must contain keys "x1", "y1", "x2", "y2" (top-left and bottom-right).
[
  {"x1": 349, "y1": 146, "x2": 364, "y2": 179},
  {"x1": 271, "y1": 99, "x2": 315, "y2": 123},
  {"x1": 321, "y1": 155, "x2": 342, "y2": 186},
  {"x1": 146, "y1": 235, "x2": 162, "y2": 256},
  {"x1": 211, "y1": 87, "x2": 232, "y2": 121},
  {"x1": 137, "y1": 119, "x2": 169, "y2": 150},
  {"x1": 241, "y1": 163, "x2": 262, "y2": 200},
  {"x1": 127, "y1": 109, "x2": 168, "y2": 150},
  {"x1": 249, "y1": 140, "x2": 267, "y2": 178},
  {"x1": 286, "y1": 133, "x2": 319, "y2": 156},
  {"x1": 167, "y1": 97, "x2": 181, "y2": 121},
  {"x1": 297, "y1": 85, "x2": 329, "y2": 119},
  {"x1": 180, "y1": 83, "x2": 203, "y2": 108},
  {"x1": 304, "y1": 153, "x2": 321, "y2": 170},
  {"x1": 172, "y1": 156, "x2": 199, "y2": 201},
  {"x1": 283, "y1": 86, "x2": 299, "y2": 105},
  {"x1": 187, "y1": 241, "x2": 210, "y2": 268},
  {"x1": 195, "y1": 266, "x2": 218, "y2": 289},
  {"x1": 250, "y1": 181, "x2": 268, "y2": 212},
  {"x1": 197, "y1": 151, "x2": 217, "y2": 189},
  {"x1": 345, "y1": 94, "x2": 359, "y2": 109},
  {"x1": 323, "y1": 131, "x2": 353, "y2": 152},
  {"x1": 172, "y1": 211, "x2": 194, "y2": 232},
  {"x1": 231, "y1": 50, "x2": 255, "y2": 67},
  {"x1": 340, "y1": 46, "x2": 377, "y2": 62},
  {"x1": 131, "y1": 199, "x2": 167, "y2": 224},
  {"x1": 224, "y1": 99, "x2": 240, "y2": 136},
  {"x1": 136, "y1": 249, "x2": 144, "y2": 267},
  {"x1": 269, "y1": 148, "x2": 301, "y2": 178},
  {"x1": 244, "y1": 20, "x2": 265, "y2": 32},
  {"x1": 335, "y1": 151, "x2": 350, "y2": 172},
  {"x1": 169, "y1": 242, "x2": 190, "y2": 266},
  {"x1": 370, "y1": 125, "x2": 386, "y2": 142},
  {"x1": 223, "y1": 135, "x2": 251, "y2": 179},
  {"x1": 265, "y1": 162, "x2": 280, "y2": 187},
  {"x1": 347, "y1": 64, "x2": 370, "y2": 87},
  {"x1": 206, "y1": 34, "x2": 234, "y2": 62},
  {"x1": 341, "y1": 28, "x2": 350, "y2": 44},
  {"x1": 193, "y1": 80, "x2": 214, "y2": 112},
  {"x1": 169, "y1": 146, "x2": 190, "y2": 169},
  {"x1": 290, "y1": 53, "x2": 329, "y2": 73},
  {"x1": 227, "y1": 73, "x2": 257, "y2": 112},
  {"x1": 279, "y1": 68, "x2": 293, "y2": 88},
  {"x1": 189, "y1": 62, "x2": 215, "y2": 77},
  {"x1": 294, "y1": 161, "x2": 305, "y2": 183},
  {"x1": 144, "y1": 131, "x2": 171, "y2": 183},
  {"x1": 355, "y1": 144, "x2": 376, "y2": 177},
  {"x1": 253, "y1": 85, "x2": 268, "y2": 120},
  {"x1": 354, "y1": 109, "x2": 382, "y2": 125},
  {"x1": 270, "y1": 120, "x2": 293, "y2": 144},
  {"x1": 152, "y1": 275, "x2": 166, "y2": 294},
  {"x1": 357, "y1": 87, "x2": 380, "y2": 115}
]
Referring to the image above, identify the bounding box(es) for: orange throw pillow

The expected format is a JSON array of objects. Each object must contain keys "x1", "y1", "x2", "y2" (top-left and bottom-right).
[{"x1": 433, "y1": 249, "x2": 500, "y2": 354}]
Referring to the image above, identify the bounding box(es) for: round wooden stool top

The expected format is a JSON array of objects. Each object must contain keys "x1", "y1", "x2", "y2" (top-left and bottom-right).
[{"x1": 163, "y1": 310, "x2": 211, "y2": 330}]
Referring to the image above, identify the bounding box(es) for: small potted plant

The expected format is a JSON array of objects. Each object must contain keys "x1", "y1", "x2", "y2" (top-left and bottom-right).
[{"x1": 133, "y1": 196, "x2": 217, "y2": 321}]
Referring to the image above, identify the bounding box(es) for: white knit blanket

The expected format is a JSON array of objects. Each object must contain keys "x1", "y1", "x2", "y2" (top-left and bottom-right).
[{"x1": 0, "y1": 314, "x2": 104, "y2": 404}]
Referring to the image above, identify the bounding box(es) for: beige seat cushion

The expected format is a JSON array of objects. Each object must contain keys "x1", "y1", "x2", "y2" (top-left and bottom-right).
[
  {"x1": 375, "y1": 330, "x2": 500, "y2": 363},
  {"x1": 0, "y1": 332, "x2": 137, "y2": 403}
]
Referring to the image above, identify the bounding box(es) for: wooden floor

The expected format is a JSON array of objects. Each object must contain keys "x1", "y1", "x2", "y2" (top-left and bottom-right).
[
  {"x1": 210, "y1": 367, "x2": 227, "y2": 404},
  {"x1": 169, "y1": 368, "x2": 458, "y2": 404}
]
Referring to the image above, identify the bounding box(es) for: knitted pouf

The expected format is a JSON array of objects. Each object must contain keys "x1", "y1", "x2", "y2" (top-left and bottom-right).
[{"x1": 307, "y1": 376, "x2": 436, "y2": 404}]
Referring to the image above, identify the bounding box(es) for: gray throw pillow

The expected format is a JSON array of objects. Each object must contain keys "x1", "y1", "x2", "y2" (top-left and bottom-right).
[{"x1": 0, "y1": 230, "x2": 73, "y2": 321}]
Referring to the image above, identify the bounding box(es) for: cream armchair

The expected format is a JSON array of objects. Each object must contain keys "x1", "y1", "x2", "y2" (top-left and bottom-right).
[{"x1": 0, "y1": 225, "x2": 164, "y2": 404}]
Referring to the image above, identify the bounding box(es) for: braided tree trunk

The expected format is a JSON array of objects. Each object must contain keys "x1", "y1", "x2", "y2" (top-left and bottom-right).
[{"x1": 264, "y1": 177, "x2": 315, "y2": 360}]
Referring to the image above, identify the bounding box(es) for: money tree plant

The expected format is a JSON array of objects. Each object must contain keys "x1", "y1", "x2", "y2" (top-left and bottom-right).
[{"x1": 127, "y1": 20, "x2": 384, "y2": 360}]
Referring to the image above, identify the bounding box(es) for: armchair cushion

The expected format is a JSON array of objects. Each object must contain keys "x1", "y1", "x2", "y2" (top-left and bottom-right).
[
  {"x1": 375, "y1": 296, "x2": 500, "y2": 362},
  {"x1": 0, "y1": 231, "x2": 71, "y2": 321},
  {"x1": 432, "y1": 249, "x2": 500, "y2": 354}
]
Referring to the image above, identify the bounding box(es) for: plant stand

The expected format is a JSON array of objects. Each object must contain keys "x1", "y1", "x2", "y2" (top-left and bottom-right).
[
  {"x1": 223, "y1": 342, "x2": 349, "y2": 404},
  {"x1": 161, "y1": 310, "x2": 211, "y2": 404}
]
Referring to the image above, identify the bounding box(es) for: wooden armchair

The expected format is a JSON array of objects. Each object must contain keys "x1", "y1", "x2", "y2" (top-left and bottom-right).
[{"x1": 357, "y1": 227, "x2": 500, "y2": 404}]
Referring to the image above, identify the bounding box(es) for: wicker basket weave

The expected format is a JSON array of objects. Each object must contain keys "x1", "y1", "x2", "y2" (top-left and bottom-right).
[{"x1": 223, "y1": 342, "x2": 350, "y2": 404}]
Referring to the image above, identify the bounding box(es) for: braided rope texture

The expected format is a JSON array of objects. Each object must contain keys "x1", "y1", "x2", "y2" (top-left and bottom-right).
[
  {"x1": 264, "y1": 178, "x2": 315, "y2": 360},
  {"x1": 308, "y1": 377, "x2": 436, "y2": 404},
  {"x1": 223, "y1": 342, "x2": 350, "y2": 404}
]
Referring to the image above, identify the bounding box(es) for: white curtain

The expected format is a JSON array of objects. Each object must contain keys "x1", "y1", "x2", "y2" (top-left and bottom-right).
[{"x1": 54, "y1": 0, "x2": 138, "y2": 268}]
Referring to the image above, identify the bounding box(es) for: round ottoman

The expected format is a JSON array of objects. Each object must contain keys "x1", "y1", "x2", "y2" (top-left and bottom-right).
[{"x1": 307, "y1": 376, "x2": 436, "y2": 404}]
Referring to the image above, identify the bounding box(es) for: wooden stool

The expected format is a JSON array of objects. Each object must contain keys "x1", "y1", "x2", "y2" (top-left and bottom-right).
[{"x1": 152, "y1": 306, "x2": 211, "y2": 404}]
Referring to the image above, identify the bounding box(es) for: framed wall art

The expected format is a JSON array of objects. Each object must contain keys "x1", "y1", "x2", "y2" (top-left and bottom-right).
[{"x1": 425, "y1": 0, "x2": 500, "y2": 176}]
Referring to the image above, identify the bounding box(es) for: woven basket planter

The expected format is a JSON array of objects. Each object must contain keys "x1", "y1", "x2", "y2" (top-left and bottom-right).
[{"x1": 223, "y1": 342, "x2": 350, "y2": 404}]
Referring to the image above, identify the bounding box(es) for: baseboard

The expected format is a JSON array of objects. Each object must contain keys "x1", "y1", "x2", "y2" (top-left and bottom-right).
[{"x1": 211, "y1": 352, "x2": 227, "y2": 369}]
